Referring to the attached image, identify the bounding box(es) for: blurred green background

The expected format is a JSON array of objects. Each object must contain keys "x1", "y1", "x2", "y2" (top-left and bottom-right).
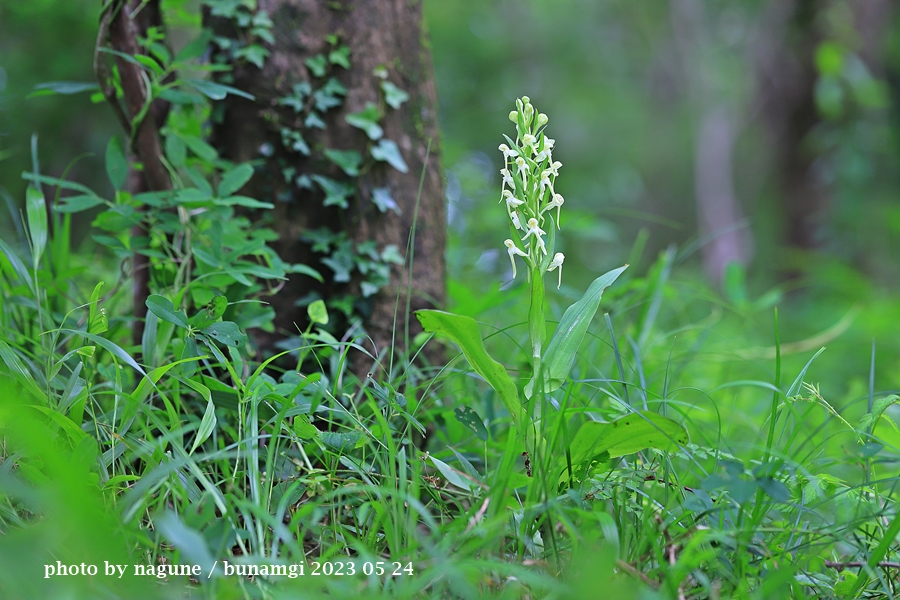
[{"x1": 2, "y1": 0, "x2": 899, "y2": 408}]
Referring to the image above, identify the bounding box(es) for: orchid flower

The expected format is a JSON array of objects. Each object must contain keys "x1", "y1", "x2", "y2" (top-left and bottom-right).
[
  {"x1": 504, "y1": 239, "x2": 529, "y2": 279},
  {"x1": 541, "y1": 193, "x2": 564, "y2": 227},
  {"x1": 523, "y1": 218, "x2": 547, "y2": 254},
  {"x1": 546, "y1": 252, "x2": 565, "y2": 289}
]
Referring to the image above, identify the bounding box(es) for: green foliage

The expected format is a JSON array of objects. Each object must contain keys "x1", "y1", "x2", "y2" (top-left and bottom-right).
[{"x1": 4, "y1": 2, "x2": 900, "y2": 599}]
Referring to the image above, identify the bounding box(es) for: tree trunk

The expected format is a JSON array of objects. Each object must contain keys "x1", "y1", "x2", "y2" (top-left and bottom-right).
[
  {"x1": 209, "y1": 0, "x2": 445, "y2": 371},
  {"x1": 755, "y1": 0, "x2": 826, "y2": 256}
]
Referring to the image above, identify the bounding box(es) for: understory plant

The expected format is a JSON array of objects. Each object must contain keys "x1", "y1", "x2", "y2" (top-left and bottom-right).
[{"x1": 416, "y1": 97, "x2": 689, "y2": 538}]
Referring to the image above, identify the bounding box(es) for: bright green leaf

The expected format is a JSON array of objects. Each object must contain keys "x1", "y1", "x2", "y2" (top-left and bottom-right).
[
  {"x1": 415, "y1": 310, "x2": 523, "y2": 430},
  {"x1": 190, "y1": 399, "x2": 218, "y2": 454},
  {"x1": 308, "y1": 299, "x2": 329, "y2": 325},
  {"x1": 201, "y1": 321, "x2": 247, "y2": 348},
  {"x1": 105, "y1": 136, "x2": 127, "y2": 190},
  {"x1": 145, "y1": 295, "x2": 189, "y2": 329},
  {"x1": 25, "y1": 186, "x2": 47, "y2": 269},
  {"x1": 218, "y1": 164, "x2": 254, "y2": 197},
  {"x1": 569, "y1": 411, "x2": 688, "y2": 466},
  {"x1": 534, "y1": 265, "x2": 628, "y2": 396}
]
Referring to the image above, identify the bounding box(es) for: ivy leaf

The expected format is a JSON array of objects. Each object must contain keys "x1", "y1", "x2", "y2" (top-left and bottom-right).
[
  {"x1": 311, "y1": 175, "x2": 354, "y2": 208},
  {"x1": 305, "y1": 54, "x2": 328, "y2": 77},
  {"x1": 305, "y1": 112, "x2": 326, "y2": 129},
  {"x1": 324, "y1": 149, "x2": 362, "y2": 176},
  {"x1": 328, "y1": 46, "x2": 350, "y2": 69},
  {"x1": 371, "y1": 138, "x2": 408, "y2": 173},
  {"x1": 345, "y1": 103, "x2": 383, "y2": 140},
  {"x1": 313, "y1": 78, "x2": 346, "y2": 111},
  {"x1": 360, "y1": 281, "x2": 379, "y2": 297},
  {"x1": 235, "y1": 45, "x2": 269, "y2": 68},
  {"x1": 322, "y1": 256, "x2": 353, "y2": 282},
  {"x1": 372, "y1": 187, "x2": 399, "y2": 214},
  {"x1": 381, "y1": 81, "x2": 409, "y2": 109},
  {"x1": 380, "y1": 244, "x2": 404, "y2": 264}
]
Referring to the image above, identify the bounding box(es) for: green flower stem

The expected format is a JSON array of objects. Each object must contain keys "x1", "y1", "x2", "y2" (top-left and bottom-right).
[{"x1": 527, "y1": 263, "x2": 546, "y2": 434}]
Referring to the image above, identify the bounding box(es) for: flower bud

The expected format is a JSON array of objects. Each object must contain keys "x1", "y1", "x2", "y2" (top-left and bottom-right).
[
  {"x1": 537, "y1": 113, "x2": 548, "y2": 126},
  {"x1": 509, "y1": 110, "x2": 518, "y2": 123}
]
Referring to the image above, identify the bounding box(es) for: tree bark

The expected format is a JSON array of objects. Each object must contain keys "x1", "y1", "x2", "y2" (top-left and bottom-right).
[
  {"x1": 96, "y1": 0, "x2": 172, "y2": 351},
  {"x1": 210, "y1": 0, "x2": 445, "y2": 371}
]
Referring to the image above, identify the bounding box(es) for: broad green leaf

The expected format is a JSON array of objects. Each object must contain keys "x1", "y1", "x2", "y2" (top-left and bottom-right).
[
  {"x1": 293, "y1": 415, "x2": 319, "y2": 439},
  {"x1": 200, "y1": 321, "x2": 247, "y2": 348},
  {"x1": 29, "y1": 81, "x2": 99, "y2": 97},
  {"x1": 166, "y1": 134, "x2": 187, "y2": 168},
  {"x1": 214, "y1": 195, "x2": 274, "y2": 209},
  {"x1": 454, "y1": 406, "x2": 488, "y2": 442},
  {"x1": 0, "y1": 237, "x2": 35, "y2": 294},
  {"x1": 179, "y1": 134, "x2": 218, "y2": 162},
  {"x1": 569, "y1": 411, "x2": 688, "y2": 467},
  {"x1": 536, "y1": 265, "x2": 628, "y2": 395},
  {"x1": 415, "y1": 310, "x2": 523, "y2": 429},
  {"x1": 26, "y1": 186, "x2": 47, "y2": 269},
  {"x1": 146, "y1": 295, "x2": 189, "y2": 329},
  {"x1": 180, "y1": 337, "x2": 201, "y2": 377},
  {"x1": 218, "y1": 163, "x2": 254, "y2": 197},
  {"x1": 190, "y1": 295, "x2": 228, "y2": 329},
  {"x1": 430, "y1": 455, "x2": 478, "y2": 491},
  {"x1": 0, "y1": 341, "x2": 46, "y2": 402},
  {"x1": 371, "y1": 138, "x2": 408, "y2": 173},
  {"x1": 319, "y1": 430, "x2": 363, "y2": 452},
  {"x1": 190, "y1": 399, "x2": 218, "y2": 454},
  {"x1": 154, "y1": 511, "x2": 216, "y2": 575},
  {"x1": 54, "y1": 194, "x2": 105, "y2": 213},
  {"x1": 22, "y1": 172, "x2": 97, "y2": 196},
  {"x1": 105, "y1": 136, "x2": 128, "y2": 190},
  {"x1": 28, "y1": 405, "x2": 86, "y2": 444},
  {"x1": 308, "y1": 299, "x2": 329, "y2": 325},
  {"x1": 345, "y1": 103, "x2": 383, "y2": 140},
  {"x1": 185, "y1": 79, "x2": 254, "y2": 101}
]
